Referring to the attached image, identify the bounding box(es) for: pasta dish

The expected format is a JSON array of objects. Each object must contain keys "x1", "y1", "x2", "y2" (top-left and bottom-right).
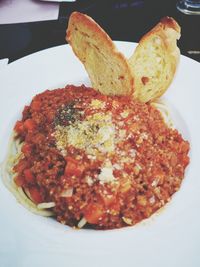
[{"x1": 2, "y1": 85, "x2": 190, "y2": 229}]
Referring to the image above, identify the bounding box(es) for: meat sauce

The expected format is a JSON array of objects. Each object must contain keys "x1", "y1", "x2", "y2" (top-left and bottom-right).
[{"x1": 13, "y1": 85, "x2": 190, "y2": 229}]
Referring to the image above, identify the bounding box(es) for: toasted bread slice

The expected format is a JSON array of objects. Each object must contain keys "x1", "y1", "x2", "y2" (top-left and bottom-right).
[
  {"x1": 66, "y1": 12, "x2": 134, "y2": 96},
  {"x1": 129, "y1": 17, "x2": 181, "y2": 103}
]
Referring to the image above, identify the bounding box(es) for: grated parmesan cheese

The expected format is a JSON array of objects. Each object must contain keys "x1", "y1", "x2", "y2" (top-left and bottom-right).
[
  {"x1": 54, "y1": 112, "x2": 115, "y2": 156},
  {"x1": 133, "y1": 163, "x2": 142, "y2": 175},
  {"x1": 133, "y1": 115, "x2": 140, "y2": 121},
  {"x1": 98, "y1": 162, "x2": 116, "y2": 184},
  {"x1": 129, "y1": 149, "x2": 136, "y2": 158},
  {"x1": 90, "y1": 99, "x2": 106, "y2": 109},
  {"x1": 120, "y1": 110, "x2": 129, "y2": 118},
  {"x1": 86, "y1": 176, "x2": 94, "y2": 186},
  {"x1": 113, "y1": 163, "x2": 122, "y2": 170},
  {"x1": 149, "y1": 195, "x2": 155, "y2": 204},
  {"x1": 140, "y1": 132, "x2": 148, "y2": 140},
  {"x1": 118, "y1": 129, "x2": 126, "y2": 139},
  {"x1": 122, "y1": 217, "x2": 133, "y2": 225}
]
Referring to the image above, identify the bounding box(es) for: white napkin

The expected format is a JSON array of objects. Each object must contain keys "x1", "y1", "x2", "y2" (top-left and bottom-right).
[
  {"x1": 0, "y1": 0, "x2": 59, "y2": 24},
  {"x1": 41, "y1": 0, "x2": 76, "y2": 2}
]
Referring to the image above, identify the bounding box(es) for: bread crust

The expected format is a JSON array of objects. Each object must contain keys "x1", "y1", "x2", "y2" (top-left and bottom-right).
[
  {"x1": 160, "y1": 17, "x2": 181, "y2": 33},
  {"x1": 66, "y1": 12, "x2": 134, "y2": 96},
  {"x1": 67, "y1": 12, "x2": 114, "y2": 51}
]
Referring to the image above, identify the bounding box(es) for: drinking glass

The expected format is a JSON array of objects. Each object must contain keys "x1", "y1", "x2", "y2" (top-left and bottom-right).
[{"x1": 177, "y1": 0, "x2": 200, "y2": 14}]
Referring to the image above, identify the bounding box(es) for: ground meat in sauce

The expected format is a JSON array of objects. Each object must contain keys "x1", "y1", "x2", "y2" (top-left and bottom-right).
[{"x1": 13, "y1": 85, "x2": 190, "y2": 230}]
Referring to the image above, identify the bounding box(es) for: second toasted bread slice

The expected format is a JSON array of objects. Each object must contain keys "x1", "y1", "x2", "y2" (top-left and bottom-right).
[
  {"x1": 129, "y1": 17, "x2": 181, "y2": 103},
  {"x1": 66, "y1": 12, "x2": 134, "y2": 96}
]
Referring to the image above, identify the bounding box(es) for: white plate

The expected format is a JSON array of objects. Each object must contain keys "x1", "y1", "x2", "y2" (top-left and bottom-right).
[{"x1": 0, "y1": 42, "x2": 200, "y2": 267}]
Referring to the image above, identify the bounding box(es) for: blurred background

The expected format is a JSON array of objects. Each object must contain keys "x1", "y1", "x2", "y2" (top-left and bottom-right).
[{"x1": 0, "y1": 0, "x2": 200, "y2": 63}]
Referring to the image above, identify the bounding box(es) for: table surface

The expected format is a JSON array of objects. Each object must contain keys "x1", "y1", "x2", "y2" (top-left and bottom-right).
[{"x1": 0, "y1": 0, "x2": 200, "y2": 63}]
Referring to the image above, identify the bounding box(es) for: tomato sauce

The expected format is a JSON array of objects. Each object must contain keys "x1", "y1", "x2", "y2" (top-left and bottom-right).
[{"x1": 13, "y1": 85, "x2": 190, "y2": 229}]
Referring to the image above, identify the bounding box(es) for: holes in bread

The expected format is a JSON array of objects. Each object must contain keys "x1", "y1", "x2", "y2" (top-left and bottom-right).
[
  {"x1": 154, "y1": 37, "x2": 161, "y2": 45},
  {"x1": 141, "y1": 76, "x2": 149, "y2": 85},
  {"x1": 118, "y1": 75, "x2": 124, "y2": 80}
]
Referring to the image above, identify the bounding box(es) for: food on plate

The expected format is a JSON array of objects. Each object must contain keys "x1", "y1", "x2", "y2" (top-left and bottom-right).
[
  {"x1": 1, "y1": 13, "x2": 190, "y2": 230},
  {"x1": 67, "y1": 12, "x2": 180, "y2": 103},
  {"x1": 3, "y1": 85, "x2": 189, "y2": 229},
  {"x1": 66, "y1": 12, "x2": 134, "y2": 96},
  {"x1": 128, "y1": 17, "x2": 181, "y2": 103}
]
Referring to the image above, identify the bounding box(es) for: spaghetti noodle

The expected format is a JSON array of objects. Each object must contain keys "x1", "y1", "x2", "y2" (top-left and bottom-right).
[
  {"x1": 1, "y1": 134, "x2": 54, "y2": 216},
  {"x1": 1, "y1": 85, "x2": 190, "y2": 229},
  {"x1": 151, "y1": 99, "x2": 174, "y2": 129}
]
